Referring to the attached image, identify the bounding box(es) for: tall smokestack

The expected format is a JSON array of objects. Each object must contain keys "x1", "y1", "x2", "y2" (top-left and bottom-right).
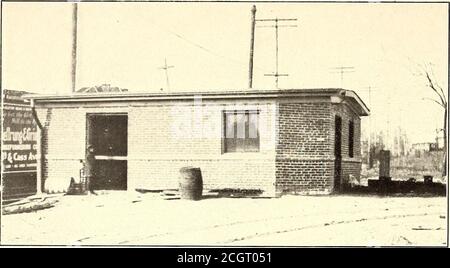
[
  {"x1": 248, "y1": 5, "x2": 257, "y2": 89},
  {"x1": 71, "y1": 3, "x2": 78, "y2": 93}
]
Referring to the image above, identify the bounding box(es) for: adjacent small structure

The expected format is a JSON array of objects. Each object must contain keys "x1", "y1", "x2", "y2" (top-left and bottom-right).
[
  {"x1": 25, "y1": 88, "x2": 369, "y2": 196},
  {"x1": 2, "y1": 89, "x2": 38, "y2": 200}
]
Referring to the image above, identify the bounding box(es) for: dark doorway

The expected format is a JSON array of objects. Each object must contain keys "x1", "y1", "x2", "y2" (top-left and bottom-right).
[
  {"x1": 87, "y1": 114, "x2": 128, "y2": 190},
  {"x1": 334, "y1": 115, "x2": 342, "y2": 192}
]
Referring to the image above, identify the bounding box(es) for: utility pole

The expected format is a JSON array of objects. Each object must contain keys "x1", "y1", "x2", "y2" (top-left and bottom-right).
[
  {"x1": 330, "y1": 66, "x2": 355, "y2": 88},
  {"x1": 158, "y1": 58, "x2": 174, "y2": 91},
  {"x1": 71, "y1": 2, "x2": 78, "y2": 93},
  {"x1": 248, "y1": 5, "x2": 257, "y2": 89},
  {"x1": 257, "y1": 17, "x2": 297, "y2": 88}
]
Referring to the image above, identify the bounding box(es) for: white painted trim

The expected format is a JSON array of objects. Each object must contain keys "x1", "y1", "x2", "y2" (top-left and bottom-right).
[
  {"x1": 127, "y1": 152, "x2": 276, "y2": 161},
  {"x1": 275, "y1": 157, "x2": 335, "y2": 161},
  {"x1": 27, "y1": 89, "x2": 370, "y2": 117},
  {"x1": 3, "y1": 103, "x2": 32, "y2": 107},
  {"x1": 25, "y1": 88, "x2": 342, "y2": 101},
  {"x1": 95, "y1": 155, "x2": 127, "y2": 161},
  {"x1": 344, "y1": 90, "x2": 370, "y2": 115},
  {"x1": 2, "y1": 170, "x2": 36, "y2": 174}
]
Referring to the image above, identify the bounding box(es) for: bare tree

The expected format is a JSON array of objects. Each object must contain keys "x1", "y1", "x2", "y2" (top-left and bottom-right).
[{"x1": 420, "y1": 65, "x2": 447, "y2": 176}]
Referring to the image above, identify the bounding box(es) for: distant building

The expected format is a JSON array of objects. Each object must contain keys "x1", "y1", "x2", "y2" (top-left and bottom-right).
[
  {"x1": 435, "y1": 136, "x2": 445, "y2": 151},
  {"x1": 412, "y1": 142, "x2": 431, "y2": 151},
  {"x1": 411, "y1": 141, "x2": 442, "y2": 157}
]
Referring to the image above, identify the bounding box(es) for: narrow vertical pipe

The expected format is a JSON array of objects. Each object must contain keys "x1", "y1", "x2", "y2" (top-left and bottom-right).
[
  {"x1": 36, "y1": 127, "x2": 42, "y2": 194},
  {"x1": 31, "y1": 100, "x2": 43, "y2": 194},
  {"x1": 248, "y1": 5, "x2": 257, "y2": 89}
]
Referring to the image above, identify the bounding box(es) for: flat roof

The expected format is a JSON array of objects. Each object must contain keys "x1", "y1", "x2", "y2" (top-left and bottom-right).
[{"x1": 25, "y1": 88, "x2": 370, "y2": 116}]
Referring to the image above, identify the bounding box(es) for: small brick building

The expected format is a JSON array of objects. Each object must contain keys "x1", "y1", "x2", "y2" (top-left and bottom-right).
[{"x1": 26, "y1": 88, "x2": 369, "y2": 196}]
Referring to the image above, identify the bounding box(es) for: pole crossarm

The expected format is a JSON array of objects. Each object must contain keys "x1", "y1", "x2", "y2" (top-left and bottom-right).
[
  {"x1": 264, "y1": 73, "x2": 289, "y2": 77},
  {"x1": 329, "y1": 66, "x2": 355, "y2": 88},
  {"x1": 158, "y1": 58, "x2": 174, "y2": 90},
  {"x1": 256, "y1": 18, "x2": 298, "y2": 22},
  {"x1": 257, "y1": 25, "x2": 298, "y2": 28},
  {"x1": 256, "y1": 17, "x2": 298, "y2": 88}
]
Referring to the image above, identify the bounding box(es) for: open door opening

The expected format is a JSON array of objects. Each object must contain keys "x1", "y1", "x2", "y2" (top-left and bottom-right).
[{"x1": 87, "y1": 114, "x2": 128, "y2": 190}]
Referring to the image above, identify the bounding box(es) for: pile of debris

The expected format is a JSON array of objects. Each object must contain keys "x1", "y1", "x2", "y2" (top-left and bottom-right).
[
  {"x1": 2, "y1": 194, "x2": 60, "y2": 215},
  {"x1": 367, "y1": 176, "x2": 446, "y2": 195},
  {"x1": 349, "y1": 150, "x2": 446, "y2": 196},
  {"x1": 76, "y1": 84, "x2": 128, "y2": 93}
]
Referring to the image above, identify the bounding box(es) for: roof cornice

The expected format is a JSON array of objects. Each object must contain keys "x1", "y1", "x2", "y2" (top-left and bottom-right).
[{"x1": 24, "y1": 88, "x2": 369, "y2": 116}]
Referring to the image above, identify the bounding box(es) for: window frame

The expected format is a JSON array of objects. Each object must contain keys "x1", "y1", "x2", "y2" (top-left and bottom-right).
[{"x1": 222, "y1": 109, "x2": 260, "y2": 153}]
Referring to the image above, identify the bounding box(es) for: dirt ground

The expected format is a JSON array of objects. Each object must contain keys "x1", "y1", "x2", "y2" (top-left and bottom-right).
[{"x1": 1, "y1": 191, "x2": 447, "y2": 246}]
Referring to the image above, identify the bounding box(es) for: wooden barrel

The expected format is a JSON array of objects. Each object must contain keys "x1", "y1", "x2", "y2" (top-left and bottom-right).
[{"x1": 179, "y1": 167, "x2": 203, "y2": 200}]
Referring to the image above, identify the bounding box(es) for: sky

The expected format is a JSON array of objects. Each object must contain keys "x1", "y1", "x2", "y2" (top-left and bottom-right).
[{"x1": 2, "y1": 2, "x2": 448, "y2": 144}]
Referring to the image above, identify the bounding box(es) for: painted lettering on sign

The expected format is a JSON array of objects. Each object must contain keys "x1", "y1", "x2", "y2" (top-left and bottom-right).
[{"x1": 1, "y1": 91, "x2": 37, "y2": 173}]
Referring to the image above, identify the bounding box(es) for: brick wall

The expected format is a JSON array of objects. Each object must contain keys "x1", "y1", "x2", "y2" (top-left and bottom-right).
[
  {"x1": 333, "y1": 103, "x2": 362, "y2": 185},
  {"x1": 341, "y1": 160, "x2": 362, "y2": 185},
  {"x1": 38, "y1": 100, "x2": 278, "y2": 196},
  {"x1": 38, "y1": 106, "x2": 129, "y2": 193},
  {"x1": 36, "y1": 95, "x2": 364, "y2": 196},
  {"x1": 128, "y1": 101, "x2": 278, "y2": 196},
  {"x1": 38, "y1": 107, "x2": 82, "y2": 193},
  {"x1": 275, "y1": 159, "x2": 334, "y2": 194},
  {"x1": 275, "y1": 102, "x2": 335, "y2": 194}
]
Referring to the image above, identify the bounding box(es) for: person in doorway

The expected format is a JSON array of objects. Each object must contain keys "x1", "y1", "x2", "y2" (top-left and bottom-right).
[{"x1": 85, "y1": 145, "x2": 97, "y2": 195}]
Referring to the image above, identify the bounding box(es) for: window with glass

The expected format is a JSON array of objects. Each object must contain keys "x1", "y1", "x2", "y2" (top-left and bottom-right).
[{"x1": 223, "y1": 110, "x2": 260, "y2": 153}]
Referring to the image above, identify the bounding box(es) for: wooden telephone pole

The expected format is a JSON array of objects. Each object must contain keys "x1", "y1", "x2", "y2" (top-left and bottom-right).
[
  {"x1": 248, "y1": 5, "x2": 257, "y2": 89},
  {"x1": 71, "y1": 3, "x2": 78, "y2": 93}
]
